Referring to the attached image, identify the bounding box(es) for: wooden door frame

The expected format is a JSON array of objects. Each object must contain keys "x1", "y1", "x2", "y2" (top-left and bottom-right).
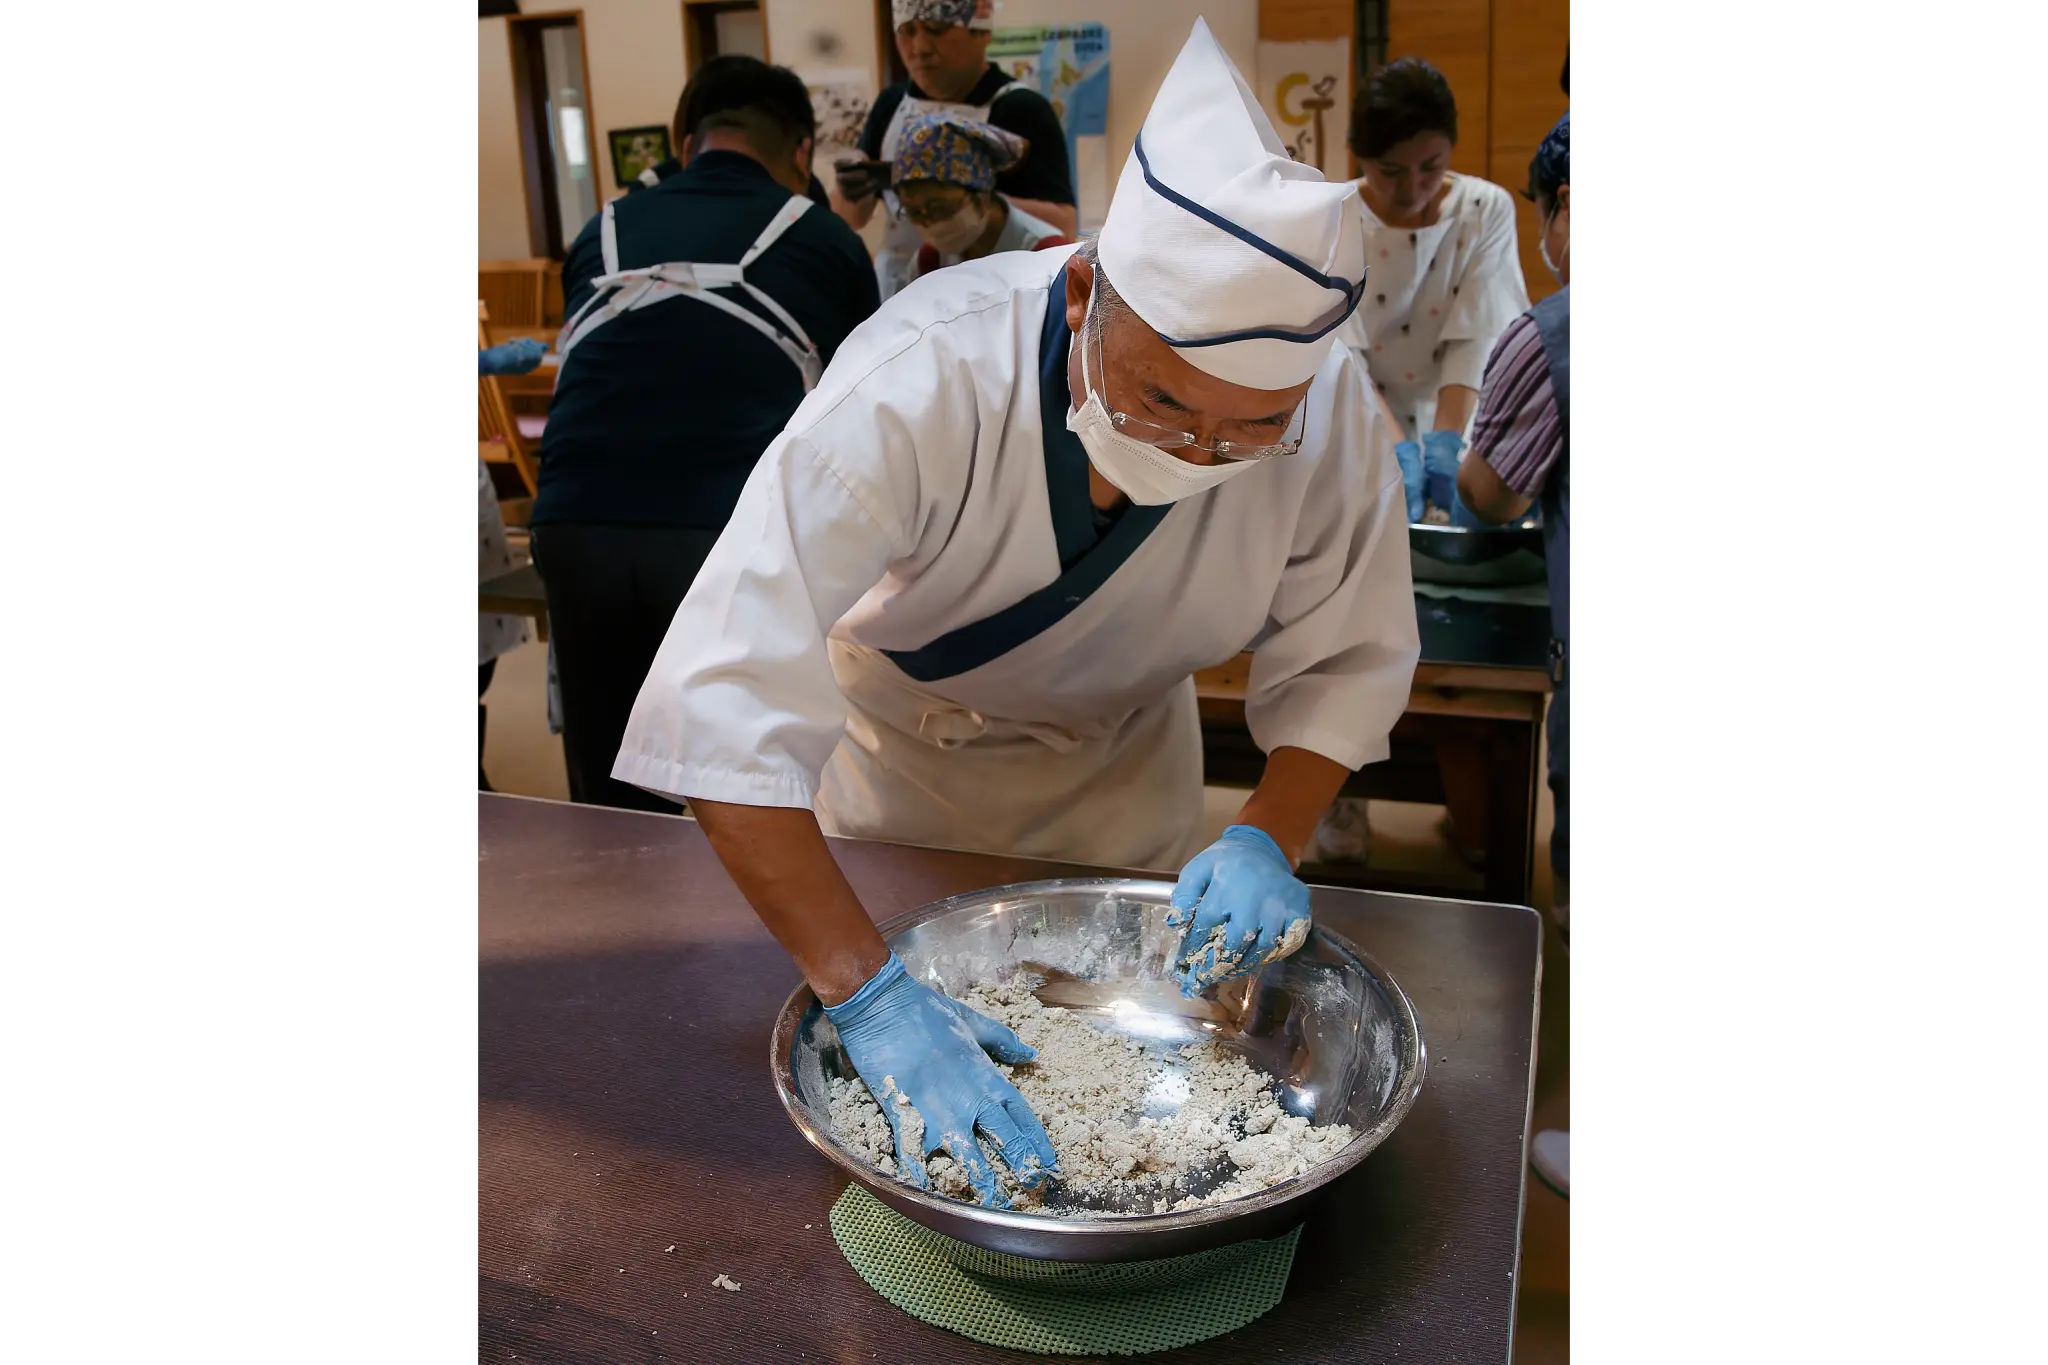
[
  {"x1": 682, "y1": 1, "x2": 770, "y2": 78},
  {"x1": 507, "y1": 9, "x2": 603, "y2": 258},
  {"x1": 874, "y1": 0, "x2": 907, "y2": 88}
]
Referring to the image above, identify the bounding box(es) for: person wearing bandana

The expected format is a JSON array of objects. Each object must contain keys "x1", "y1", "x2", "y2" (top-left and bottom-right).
[
  {"x1": 834, "y1": 0, "x2": 1075, "y2": 300},
  {"x1": 890, "y1": 110, "x2": 1071, "y2": 283}
]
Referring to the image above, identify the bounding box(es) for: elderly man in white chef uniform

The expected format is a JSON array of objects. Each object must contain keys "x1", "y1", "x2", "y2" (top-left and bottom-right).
[{"x1": 615, "y1": 20, "x2": 1418, "y2": 1208}]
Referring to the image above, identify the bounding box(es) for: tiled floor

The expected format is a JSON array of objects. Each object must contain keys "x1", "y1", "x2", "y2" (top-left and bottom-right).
[{"x1": 480, "y1": 633, "x2": 1569, "y2": 1358}]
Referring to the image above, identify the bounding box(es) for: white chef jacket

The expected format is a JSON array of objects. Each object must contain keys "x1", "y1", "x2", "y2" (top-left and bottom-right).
[
  {"x1": 1335, "y1": 173, "x2": 1530, "y2": 440},
  {"x1": 614, "y1": 246, "x2": 1419, "y2": 866}
]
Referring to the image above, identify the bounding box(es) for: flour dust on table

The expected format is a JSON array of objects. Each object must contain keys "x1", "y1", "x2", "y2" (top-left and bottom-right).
[{"x1": 825, "y1": 976, "x2": 1355, "y2": 1216}]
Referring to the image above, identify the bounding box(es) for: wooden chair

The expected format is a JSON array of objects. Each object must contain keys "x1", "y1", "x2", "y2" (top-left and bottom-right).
[
  {"x1": 479, "y1": 385, "x2": 537, "y2": 523},
  {"x1": 478, "y1": 259, "x2": 553, "y2": 331},
  {"x1": 479, "y1": 304, "x2": 541, "y2": 519}
]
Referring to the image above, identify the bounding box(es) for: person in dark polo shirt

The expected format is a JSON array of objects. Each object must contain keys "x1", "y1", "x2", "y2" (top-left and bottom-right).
[
  {"x1": 833, "y1": 0, "x2": 1075, "y2": 300},
  {"x1": 531, "y1": 55, "x2": 879, "y2": 812}
]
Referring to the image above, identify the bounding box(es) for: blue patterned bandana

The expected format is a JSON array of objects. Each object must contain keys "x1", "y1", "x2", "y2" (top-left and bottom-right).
[
  {"x1": 892, "y1": 0, "x2": 994, "y2": 31},
  {"x1": 1529, "y1": 113, "x2": 1569, "y2": 203},
  {"x1": 892, "y1": 110, "x2": 1026, "y2": 190}
]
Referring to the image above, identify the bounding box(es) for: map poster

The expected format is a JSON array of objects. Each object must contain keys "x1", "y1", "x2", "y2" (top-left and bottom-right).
[{"x1": 988, "y1": 23, "x2": 1111, "y2": 229}]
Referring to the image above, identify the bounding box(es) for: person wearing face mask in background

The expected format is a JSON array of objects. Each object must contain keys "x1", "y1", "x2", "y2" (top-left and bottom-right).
[
  {"x1": 834, "y1": 0, "x2": 1076, "y2": 301},
  {"x1": 891, "y1": 111, "x2": 1071, "y2": 282},
  {"x1": 612, "y1": 22, "x2": 1417, "y2": 1205},
  {"x1": 1458, "y1": 112, "x2": 1569, "y2": 1197},
  {"x1": 1309, "y1": 56, "x2": 1532, "y2": 867}
]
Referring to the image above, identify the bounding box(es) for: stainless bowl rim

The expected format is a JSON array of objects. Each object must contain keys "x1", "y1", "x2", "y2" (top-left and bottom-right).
[
  {"x1": 1406, "y1": 519, "x2": 1540, "y2": 537},
  {"x1": 769, "y1": 875, "x2": 1429, "y2": 1242}
]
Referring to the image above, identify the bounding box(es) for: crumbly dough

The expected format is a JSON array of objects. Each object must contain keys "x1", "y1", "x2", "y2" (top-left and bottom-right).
[{"x1": 825, "y1": 976, "x2": 1355, "y2": 1217}]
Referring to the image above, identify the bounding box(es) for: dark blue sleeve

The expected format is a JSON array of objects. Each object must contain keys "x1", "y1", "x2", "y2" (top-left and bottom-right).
[
  {"x1": 989, "y1": 88, "x2": 1074, "y2": 206},
  {"x1": 560, "y1": 211, "x2": 606, "y2": 320}
]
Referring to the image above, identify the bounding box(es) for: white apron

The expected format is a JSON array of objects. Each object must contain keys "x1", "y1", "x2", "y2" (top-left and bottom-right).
[
  {"x1": 1334, "y1": 174, "x2": 1530, "y2": 439},
  {"x1": 816, "y1": 640, "x2": 1204, "y2": 872},
  {"x1": 873, "y1": 79, "x2": 1017, "y2": 302}
]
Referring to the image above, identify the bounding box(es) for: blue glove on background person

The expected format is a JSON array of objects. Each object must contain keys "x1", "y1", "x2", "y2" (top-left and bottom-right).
[
  {"x1": 823, "y1": 953, "x2": 1059, "y2": 1208},
  {"x1": 1393, "y1": 440, "x2": 1427, "y2": 523},
  {"x1": 1420, "y1": 427, "x2": 1466, "y2": 480},
  {"x1": 1420, "y1": 429, "x2": 1480, "y2": 524},
  {"x1": 478, "y1": 337, "x2": 549, "y2": 376},
  {"x1": 1167, "y1": 825, "x2": 1313, "y2": 996}
]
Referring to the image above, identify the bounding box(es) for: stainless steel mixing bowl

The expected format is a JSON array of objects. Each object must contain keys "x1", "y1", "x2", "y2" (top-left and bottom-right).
[
  {"x1": 1408, "y1": 519, "x2": 1548, "y2": 587},
  {"x1": 770, "y1": 877, "x2": 1427, "y2": 1262}
]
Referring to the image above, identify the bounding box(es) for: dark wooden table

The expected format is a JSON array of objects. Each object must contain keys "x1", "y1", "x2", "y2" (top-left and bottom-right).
[
  {"x1": 479, "y1": 794, "x2": 1542, "y2": 1364},
  {"x1": 479, "y1": 563, "x2": 548, "y2": 642}
]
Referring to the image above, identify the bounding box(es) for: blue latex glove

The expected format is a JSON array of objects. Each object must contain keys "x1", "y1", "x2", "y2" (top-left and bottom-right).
[
  {"x1": 1420, "y1": 430, "x2": 1473, "y2": 523},
  {"x1": 823, "y1": 953, "x2": 1059, "y2": 1208},
  {"x1": 1448, "y1": 487, "x2": 1491, "y2": 529},
  {"x1": 1393, "y1": 440, "x2": 1427, "y2": 523},
  {"x1": 1166, "y1": 825, "x2": 1313, "y2": 996},
  {"x1": 478, "y1": 337, "x2": 549, "y2": 377},
  {"x1": 1420, "y1": 428, "x2": 1467, "y2": 480}
]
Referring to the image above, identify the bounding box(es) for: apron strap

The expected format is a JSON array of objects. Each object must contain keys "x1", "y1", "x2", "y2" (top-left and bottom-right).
[
  {"x1": 554, "y1": 194, "x2": 822, "y2": 389},
  {"x1": 740, "y1": 195, "x2": 813, "y2": 267},
  {"x1": 599, "y1": 198, "x2": 619, "y2": 276}
]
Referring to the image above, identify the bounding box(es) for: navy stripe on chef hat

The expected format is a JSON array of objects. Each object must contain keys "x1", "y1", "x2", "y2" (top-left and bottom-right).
[{"x1": 1096, "y1": 19, "x2": 1369, "y2": 391}]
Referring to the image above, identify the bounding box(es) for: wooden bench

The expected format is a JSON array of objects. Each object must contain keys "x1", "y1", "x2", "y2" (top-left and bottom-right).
[{"x1": 1193, "y1": 653, "x2": 1549, "y2": 904}]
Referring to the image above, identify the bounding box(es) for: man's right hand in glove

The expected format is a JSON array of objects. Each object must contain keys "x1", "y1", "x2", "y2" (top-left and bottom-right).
[{"x1": 823, "y1": 953, "x2": 1059, "y2": 1208}]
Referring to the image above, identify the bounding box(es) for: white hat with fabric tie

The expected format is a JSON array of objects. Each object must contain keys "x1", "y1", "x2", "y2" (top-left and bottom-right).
[{"x1": 1097, "y1": 18, "x2": 1367, "y2": 390}]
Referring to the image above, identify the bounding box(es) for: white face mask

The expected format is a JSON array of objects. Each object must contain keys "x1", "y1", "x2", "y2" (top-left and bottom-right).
[
  {"x1": 1539, "y1": 209, "x2": 1568, "y2": 283},
  {"x1": 1063, "y1": 297, "x2": 1261, "y2": 506},
  {"x1": 922, "y1": 202, "x2": 987, "y2": 255}
]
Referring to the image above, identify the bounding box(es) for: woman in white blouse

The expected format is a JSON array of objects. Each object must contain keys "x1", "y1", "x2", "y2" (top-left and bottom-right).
[
  {"x1": 1314, "y1": 58, "x2": 1530, "y2": 865},
  {"x1": 1337, "y1": 57, "x2": 1529, "y2": 523}
]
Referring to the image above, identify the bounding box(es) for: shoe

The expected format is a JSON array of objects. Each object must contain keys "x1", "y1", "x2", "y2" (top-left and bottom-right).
[
  {"x1": 1531, "y1": 1129, "x2": 1569, "y2": 1198},
  {"x1": 1438, "y1": 812, "x2": 1486, "y2": 870},
  {"x1": 1307, "y1": 798, "x2": 1372, "y2": 864}
]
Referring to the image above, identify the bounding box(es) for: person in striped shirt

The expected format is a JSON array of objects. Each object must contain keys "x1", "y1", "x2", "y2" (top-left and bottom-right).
[{"x1": 1459, "y1": 113, "x2": 1568, "y2": 1197}]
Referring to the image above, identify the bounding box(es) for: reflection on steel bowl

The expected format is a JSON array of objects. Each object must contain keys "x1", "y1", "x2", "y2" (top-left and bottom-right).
[{"x1": 770, "y1": 878, "x2": 1427, "y2": 1262}]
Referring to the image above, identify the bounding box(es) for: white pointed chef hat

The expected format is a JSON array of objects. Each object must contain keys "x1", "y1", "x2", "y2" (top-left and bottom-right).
[{"x1": 1096, "y1": 18, "x2": 1366, "y2": 390}]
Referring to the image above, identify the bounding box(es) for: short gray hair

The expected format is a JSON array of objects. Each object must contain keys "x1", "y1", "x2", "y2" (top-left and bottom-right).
[{"x1": 1073, "y1": 237, "x2": 1136, "y2": 327}]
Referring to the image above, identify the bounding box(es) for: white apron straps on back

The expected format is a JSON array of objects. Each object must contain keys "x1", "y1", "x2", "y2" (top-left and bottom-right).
[
  {"x1": 556, "y1": 193, "x2": 824, "y2": 389},
  {"x1": 874, "y1": 80, "x2": 1016, "y2": 301}
]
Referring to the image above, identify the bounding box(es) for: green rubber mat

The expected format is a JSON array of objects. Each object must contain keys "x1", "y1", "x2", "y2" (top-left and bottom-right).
[{"x1": 829, "y1": 1184, "x2": 1300, "y2": 1355}]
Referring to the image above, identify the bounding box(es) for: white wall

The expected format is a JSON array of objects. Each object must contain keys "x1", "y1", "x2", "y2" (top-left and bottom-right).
[
  {"x1": 479, "y1": 19, "x2": 529, "y2": 260},
  {"x1": 478, "y1": 3, "x2": 693, "y2": 259},
  {"x1": 479, "y1": 2, "x2": 1258, "y2": 258}
]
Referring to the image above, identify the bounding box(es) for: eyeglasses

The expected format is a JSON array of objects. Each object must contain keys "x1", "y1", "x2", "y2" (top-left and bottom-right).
[
  {"x1": 894, "y1": 187, "x2": 972, "y2": 226},
  {"x1": 1086, "y1": 310, "x2": 1305, "y2": 462}
]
